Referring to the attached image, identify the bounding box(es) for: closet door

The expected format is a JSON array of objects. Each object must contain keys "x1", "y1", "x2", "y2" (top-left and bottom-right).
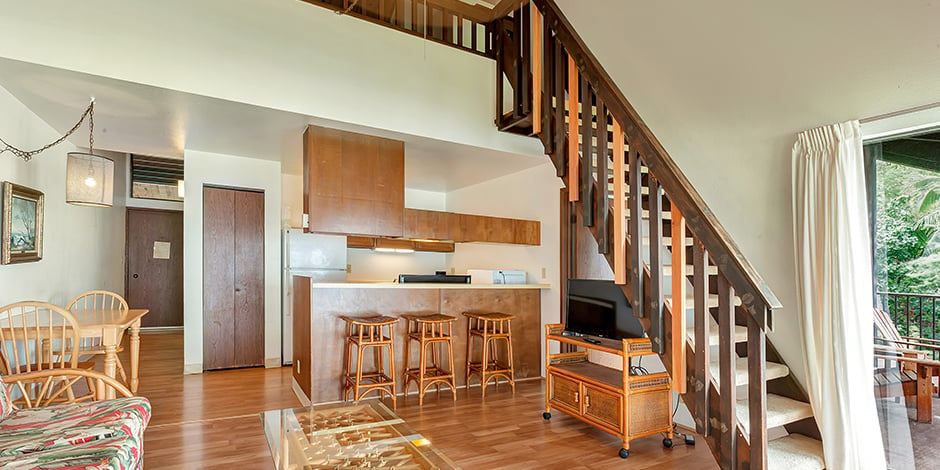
[
  {"x1": 234, "y1": 190, "x2": 264, "y2": 367},
  {"x1": 203, "y1": 187, "x2": 236, "y2": 370},
  {"x1": 203, "y1": 186, "x2": 265, "y2": 370}
]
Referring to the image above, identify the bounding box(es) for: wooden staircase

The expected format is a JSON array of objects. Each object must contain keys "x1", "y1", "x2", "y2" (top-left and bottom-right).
[{"x1": 496, "y1": 1, "x2": 827, "y2": 468}]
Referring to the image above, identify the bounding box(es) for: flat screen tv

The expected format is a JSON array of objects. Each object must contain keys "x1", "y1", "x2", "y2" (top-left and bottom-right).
[{"x1": 566, "y1": 279, "x2": 644, "y2": 340}]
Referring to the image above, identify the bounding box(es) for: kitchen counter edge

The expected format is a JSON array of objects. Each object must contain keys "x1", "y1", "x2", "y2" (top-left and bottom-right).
[{"x1": 300, "y1": 281, "x2": 551, "y2": 290}]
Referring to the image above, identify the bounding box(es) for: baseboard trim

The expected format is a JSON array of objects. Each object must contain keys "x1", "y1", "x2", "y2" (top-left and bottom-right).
[
  {"x1": 140, "y1": 326, "x2": 184, "y2": 332},
  {"x1": 264, "y1": 357, "x2": 282, "y2": 368},
  {"x1": 183, "y1": 363, "x2": 202, "y2": 375},
  {"x1": 292, "y1": 377, "x2": 311, "y2": 406}
]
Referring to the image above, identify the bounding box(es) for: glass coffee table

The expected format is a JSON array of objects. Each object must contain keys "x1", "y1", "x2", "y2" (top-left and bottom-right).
[{"x1": 260, "y1": 400, "x2": 459, "y2": 469}]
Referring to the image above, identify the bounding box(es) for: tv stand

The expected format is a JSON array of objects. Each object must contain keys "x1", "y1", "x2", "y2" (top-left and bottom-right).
[{"x1": 542, "y1": 324, "x2": 674, "y2": 459}]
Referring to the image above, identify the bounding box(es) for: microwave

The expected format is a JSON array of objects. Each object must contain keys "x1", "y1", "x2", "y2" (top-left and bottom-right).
[{"x1": 467, "y1": 269, "x2": 527, "y2": 285}]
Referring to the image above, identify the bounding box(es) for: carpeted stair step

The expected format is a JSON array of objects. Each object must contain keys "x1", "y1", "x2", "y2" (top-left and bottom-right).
[
  {"x1": 767, "y1": 434, "x2": 825, "y2": 470},
  {"x1": 736, "y1": 394, "x2": 815, "y2": 436},
  {"x1": 710, "y1": 358, "x2": 789, "y2": 388}
]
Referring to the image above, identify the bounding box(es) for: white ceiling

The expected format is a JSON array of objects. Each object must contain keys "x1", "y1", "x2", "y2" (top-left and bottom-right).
[{"x1": 0, "y1": 57, "x2": 543, "y2": 192}]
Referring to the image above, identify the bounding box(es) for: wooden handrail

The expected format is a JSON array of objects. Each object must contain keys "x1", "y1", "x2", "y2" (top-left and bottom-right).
[{"x1": 531, "y1": 0, "x2": 781, "y2": 329}]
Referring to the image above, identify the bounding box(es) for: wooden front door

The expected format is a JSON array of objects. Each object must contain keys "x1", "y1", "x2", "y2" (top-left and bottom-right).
[
  {"x1": 126, "y1": 208, "x2": 184, "y2": 327},
  {"x1": 203, "y1": 186, "x2": 264, "y2": 370}
]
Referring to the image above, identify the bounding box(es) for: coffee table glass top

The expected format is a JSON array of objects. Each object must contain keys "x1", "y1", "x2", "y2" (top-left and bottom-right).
[{"x1": 260, "y1": 400, "x2": 459, "y2": 469}]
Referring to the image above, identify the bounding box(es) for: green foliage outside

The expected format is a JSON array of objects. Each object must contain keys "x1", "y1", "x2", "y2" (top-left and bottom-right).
[
  {"x1": 876, "y1": 161, "x2": 940, "y2": 295},
  {"x1": 876, "y1": 160, "x2": 940, "y2": 340}
]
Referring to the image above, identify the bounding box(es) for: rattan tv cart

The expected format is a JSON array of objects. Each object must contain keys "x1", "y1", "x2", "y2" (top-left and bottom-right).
[{"x1": 543, "y1": 324, "x2": 674, "y2": 459}]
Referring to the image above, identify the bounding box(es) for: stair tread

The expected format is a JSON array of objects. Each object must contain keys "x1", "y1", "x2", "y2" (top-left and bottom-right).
[
  {"x1": 686, "y1": 322, "x2": 748, "y2": 347},
  {"x1": 767, "y1": 434, "x2": 825, "y2": 470},
  {"x1": 710, "y1": 358, "x2": 789, "y2": 388},
  {"x1": 664, "y1": 264, "x2": 719, "y2": 276},
  {"x1": 642, "y1": 235, "x2": 693, "y2": 247},
  {"x1": 665, "y1": 293, "x2": 742, "y2": 309},
  {"x1": 736, "y1": 394, "x2": 814, "y2": 435}
]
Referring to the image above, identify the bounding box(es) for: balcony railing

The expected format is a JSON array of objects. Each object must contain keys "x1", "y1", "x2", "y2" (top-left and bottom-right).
[{"x1": 878, "y1": 291, "x2": 940, "y2": 358}]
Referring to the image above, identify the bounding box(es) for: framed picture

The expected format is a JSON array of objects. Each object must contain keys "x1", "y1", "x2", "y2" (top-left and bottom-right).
[{"x1": 1, "y1": 182, "x2": 44, "y2": 264}]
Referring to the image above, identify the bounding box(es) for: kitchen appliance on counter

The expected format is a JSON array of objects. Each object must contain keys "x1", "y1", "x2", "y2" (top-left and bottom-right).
[
  {"x1": 398, "y1": 272, "x2": 470, "y2": 284},
  {"x1": 467, "y1": 269, "x2": 527, "y2": 285},
  {"x1": 281, "y1": 229, "x2": 347, "y2": 365}
]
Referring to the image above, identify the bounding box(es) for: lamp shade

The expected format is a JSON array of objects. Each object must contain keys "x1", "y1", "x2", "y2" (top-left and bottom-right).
[{"x1": 66, "y1": 152, "x2": 114, "y2": 207}]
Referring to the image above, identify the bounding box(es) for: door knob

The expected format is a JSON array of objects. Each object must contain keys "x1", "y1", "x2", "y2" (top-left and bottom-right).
[{"x1": 133, "y1": 274, "x2": 139, "y2": 279}]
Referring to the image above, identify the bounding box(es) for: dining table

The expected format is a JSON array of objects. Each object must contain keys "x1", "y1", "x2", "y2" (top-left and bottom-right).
[{"x1": 71, "y1": 308, "x2": 149, "y2": 399}]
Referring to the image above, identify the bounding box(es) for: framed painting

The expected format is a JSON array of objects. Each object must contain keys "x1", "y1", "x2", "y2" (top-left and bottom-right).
[{"x1": 1, "y1": 182, "x2": 44, "y2": 264}]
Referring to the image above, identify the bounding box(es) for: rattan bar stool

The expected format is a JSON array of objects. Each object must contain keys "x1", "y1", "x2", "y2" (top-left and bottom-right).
[
  {"x1": 463, "y1": 311, "x2": 516, "y2": 397},
  {"x1": 340, "y1": 314, "x2": 399, "y2": 409},
  {"x1": 401, "y1": 313, "x2": 458, "y2": 405}
]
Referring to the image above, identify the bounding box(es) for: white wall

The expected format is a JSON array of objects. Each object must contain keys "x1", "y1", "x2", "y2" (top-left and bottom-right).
[
  {"x1": 445, "y1": 162, "x2": 563, "y2": 373},
  {"x1": 0, "y1": 85, "x2": 126, "y2": 306},
  {"x1": 0, "y1": 0, "x2": 542, "y2": 161},
  {"x1": 183, "y1": 150, "x2": 282, "y2": 373}
]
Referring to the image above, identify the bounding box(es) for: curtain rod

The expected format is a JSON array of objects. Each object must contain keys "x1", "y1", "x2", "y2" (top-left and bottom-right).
[{"x1": 859, "y1": 101, "x2": 940, "y2": 124}]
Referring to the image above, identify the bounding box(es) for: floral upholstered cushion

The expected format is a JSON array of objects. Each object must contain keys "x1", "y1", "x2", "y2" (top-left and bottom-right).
[
  {"x1": 0, "y1": 396, "x2": 150, "y2": 457},
  {"x1": 0, "y1": 375, "x2": 12, "y2": 421},
  {"x1": 0, "y1": 433, "x2": 143, "y2": 470}
]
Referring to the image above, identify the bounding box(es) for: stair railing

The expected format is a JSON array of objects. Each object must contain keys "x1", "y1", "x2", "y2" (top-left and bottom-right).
[{"x1": 511, "y1": 1, "x2": 784, "y2": 467}]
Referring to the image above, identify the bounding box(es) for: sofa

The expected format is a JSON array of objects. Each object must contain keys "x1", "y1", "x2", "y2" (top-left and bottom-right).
[{"x1": 0, "y1": 370, "x2": 151, "y2": 469}]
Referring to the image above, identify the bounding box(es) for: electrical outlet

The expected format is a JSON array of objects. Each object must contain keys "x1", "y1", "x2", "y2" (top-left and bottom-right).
[
  {"x1": 296, "y1": 360, "x2": 300, "y2": 373},
  {"x1": 450, "y1": 267, "x2": 455, "y2": 274},
  {"x1": 541, "y1": 267, "x2": 547, "y2": 279},
  {"x1": 346, "y1": 264, "x2": 351, "y2": 273}
]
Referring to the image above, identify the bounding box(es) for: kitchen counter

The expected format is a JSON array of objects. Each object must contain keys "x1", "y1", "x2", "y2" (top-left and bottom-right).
[
  {"x1": 291, "y1": 276, "x2": 544, "y2": 404},
  {"x1": 306, "y1": 281, "x2": 551, "y2": 289}
]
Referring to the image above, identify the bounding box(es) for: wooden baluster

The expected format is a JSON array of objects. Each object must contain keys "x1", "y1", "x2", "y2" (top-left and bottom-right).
[
  {"x1": 541, "y1": 25, "x2": 554, "y2": 161},
  {"x1": 520, "y1": 3, "x2": 531, "y2": 116},
  {"x1": 531, "y1": 3, "x2": 542, "y2": 135},
  {"x1": 456, "y1": 14, "x2": 464, "y2": 48},
  {"x1": 596, "y1": 100, "x2": 609, "y2": 254},
  {"x1": 671, "y1": 205, "x2": 687, "y2": 393},
  {"x1": 649, "y1": 176, "x2": 663, "y2": 352},
  {"x1": 470, "y1": 12, "x2": 477, "y2": 50},
  {"x1": 567, "y1": 56, "x2": 579, "y2": 200},
  {"x1": 692, "y1": 240, "x2": 710, "y2": 436},
  {"x1": 613, "y1": 120, "x2": 626, "y2": 285},
  {"x1": 580, "y1": 82, "x2": 593, "y2": 225},
  {"x1": 513, "y1": 8, "x2": 525, "y2": 118},
  {"x1": 748, "y1": 310, "x2": 768, "y2": 468},
  {"x1": 718, "y1": 274, "x2": 737, "y2": 468},
  {"x1": 551, "y1": 34, "x2": 564, "y2": 173},
  {"x1": 628, "y1": 150, "x2": 643, "y2": 318},
  {"x1": 494, "y1": 17, "x2": 504, "y2": 124}
]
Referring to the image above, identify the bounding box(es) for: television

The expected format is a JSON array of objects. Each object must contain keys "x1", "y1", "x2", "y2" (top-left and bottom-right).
[{"x1": 566, "y1": 279, "x2": 644, "y2": 340}]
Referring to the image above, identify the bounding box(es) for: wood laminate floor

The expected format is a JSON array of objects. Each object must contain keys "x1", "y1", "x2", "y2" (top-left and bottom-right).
[{"x1": 127, "y1": 330, "x2": 717, "y2": 469}]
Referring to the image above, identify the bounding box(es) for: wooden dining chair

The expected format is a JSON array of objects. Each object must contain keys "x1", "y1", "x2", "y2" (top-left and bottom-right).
[
  {"x1": 66, "y1": 290, "x2": 130, "y2": 383},
  {"x1": 0, "y1": 301, "x2": 94, "y2": 403}
]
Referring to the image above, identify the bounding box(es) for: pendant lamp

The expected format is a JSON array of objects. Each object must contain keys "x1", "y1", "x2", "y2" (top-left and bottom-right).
[{"x1": 66, "y1": 152, "x2": 114, "y2": 207}]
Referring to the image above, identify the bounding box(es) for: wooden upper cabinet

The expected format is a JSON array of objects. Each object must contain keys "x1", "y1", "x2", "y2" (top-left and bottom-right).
[
  {"x1": 403, "y1": 209, "x2": 451, "y2": 240},
  {"x1": 304, "y1": 125, "x2": 404, "y2": 237}
]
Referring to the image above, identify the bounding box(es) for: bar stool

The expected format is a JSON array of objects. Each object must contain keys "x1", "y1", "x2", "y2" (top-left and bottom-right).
[
  {"x1": 339, "y1": 315, "x2": 398, "y2": 409},
  {"x1": 401, "y1": 313, "x2": 458, "y2": 405},
  {"x1": 463, "y1": 312, "x2": 516, "y2": 397}
]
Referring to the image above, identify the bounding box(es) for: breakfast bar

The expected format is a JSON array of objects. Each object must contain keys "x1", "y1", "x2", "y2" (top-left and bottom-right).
[{"x1": 291, "y1": 276, "x2": 549, "y2": 404}]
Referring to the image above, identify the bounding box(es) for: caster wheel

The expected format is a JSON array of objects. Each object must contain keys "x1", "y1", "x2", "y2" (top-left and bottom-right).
[
  {"x1": 663, "y1": 438, "x2": 673, "y2": 448},
  {"x1": 618, "y1": 448, "x2": 630, "y2": 459},
  {"x1": 542, "y1": 412, "x2": 551, "y2": 420}
]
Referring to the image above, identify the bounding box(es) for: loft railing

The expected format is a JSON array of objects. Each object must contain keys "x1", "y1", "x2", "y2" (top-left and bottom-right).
[
  {"x1": 498, "y1": 1, "x2": 785, "y2": 467},
  {"x1": 300, "y1": 0, "x2": 494, "y2": 56},
  {"x1": 879, "y1": 291, "x2": 940, "y2": 359}
]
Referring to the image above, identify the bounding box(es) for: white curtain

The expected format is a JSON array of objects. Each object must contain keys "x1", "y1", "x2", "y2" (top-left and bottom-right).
[{"x1": 792, "y1": 120, "x2": 886, "y2": 469}]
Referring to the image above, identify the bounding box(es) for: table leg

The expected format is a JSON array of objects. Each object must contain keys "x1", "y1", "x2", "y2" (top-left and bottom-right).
[
  {"x1": 130, "y1": 321, "x2": 141, "y2": 394},
  {"x1": 103, "y1": 342, "x2": 118, "y2": 400}
]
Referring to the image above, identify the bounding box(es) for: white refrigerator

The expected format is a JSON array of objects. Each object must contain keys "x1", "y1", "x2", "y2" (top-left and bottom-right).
[{"x1": 281, "y1": 229, "x2": 347, "y2": 364}]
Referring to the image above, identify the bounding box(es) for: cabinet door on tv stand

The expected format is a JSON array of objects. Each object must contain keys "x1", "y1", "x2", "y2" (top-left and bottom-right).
[
  {"x1": 549, "y1": 372, "x2": 582, "y2": 413},
  {"x1": 583, "y1": 384, "x2": 623, "y2": 432}
]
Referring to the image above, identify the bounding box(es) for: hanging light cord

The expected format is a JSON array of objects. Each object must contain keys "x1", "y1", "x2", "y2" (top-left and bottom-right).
[{"x1": 0, "y1": 98, "x2": 95, "y2": 162}]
